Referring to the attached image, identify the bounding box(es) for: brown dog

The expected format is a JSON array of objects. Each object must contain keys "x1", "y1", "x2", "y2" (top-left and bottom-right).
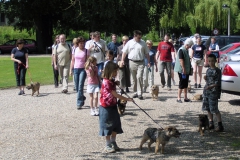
[
  {"x1": 150, "y1": 85, "x2": 159, "y2": 100},
  {"x1": 192, "y1": 94, "x2": 203, "y2": 101},
  {"x1": 117, "y1": 99, "x2": 127, "y2": 115},
  {"x1": 188, "y1": 80, "x2": 191, "y2": 93},
  {"x1": 198, "y1": 114, "x2": 209, "y2": 136},
  {"x1": 26, "y1": 82, "x2": 40, "y2": 96},
  {"x1": 139, "y1": 126, "x2": 181, "y2": 154}
]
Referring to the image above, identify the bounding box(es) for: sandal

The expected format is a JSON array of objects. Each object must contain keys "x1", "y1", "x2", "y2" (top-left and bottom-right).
[{"x1": 184, "y1": 98, "x2": 191, "y2": 102}]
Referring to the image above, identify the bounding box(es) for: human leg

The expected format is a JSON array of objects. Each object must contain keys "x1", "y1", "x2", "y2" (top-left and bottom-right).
[
  {"x1": 76, "y1": 69, "x2": 86, "y2": 108},
  {"x1": 166, "y1": 62, "x2": 172, "y2": 89},
  {"x1": 110, "y1": 132, "x2": 120, "y2": 151},
  {"x1": 143, "y1": 65, "x2": 148, "y2": 92},
  {"x1": 129, "y1": 61, "x2": 137, "y2": 95},
  {"x1": 149, "y1": 65, "x2": 154, "y2": 88},
  {"x1": 191, "y1": 61, "x2": 198, "y2": 87},
  {"x1": 136, "y1": 62, "x2": 144, "y2": 97},
  {"x1": 159, "y1": 61, "x2": 166, "y2": 87},
  {"x1": 197, "y1": 65, "x2": 203, "y2": 87},
  {"x1": 62, "y1": 65, "x2": 70, "y2": 91}
]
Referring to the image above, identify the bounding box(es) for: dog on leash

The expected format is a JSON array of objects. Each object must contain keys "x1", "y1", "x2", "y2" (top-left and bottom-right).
[
  {"x1": 188, "y1": 80, "x2": 191, "y2": 93},
  {"x1": 26, "y1": 82, "x2": 40, "y2": 96},
  {"x1": 198, "y1": 114, "x2": 209, "y2": 136},
  {"x1": 192, "y1": 94, "x2": 203, "y2": 101},
  {"x1": 150, "y1": 85, "x2": 159, "y2": 100},
  {"x1": 139, "y1": 126, "x2": 181, "y2": 154},
  {"x1": 117, "y1": 99, "x2": 127, "y2": 115}
]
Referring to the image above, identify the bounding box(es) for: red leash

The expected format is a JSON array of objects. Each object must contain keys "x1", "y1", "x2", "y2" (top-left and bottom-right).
[{"x1": 17, "y1": 63, "x2": 33, "y2": 83}]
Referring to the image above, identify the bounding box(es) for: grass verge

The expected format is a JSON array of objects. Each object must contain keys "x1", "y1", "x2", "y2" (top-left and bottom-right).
[{"x1": 0, "y1": 56, "x2": 72, "y2": 89}]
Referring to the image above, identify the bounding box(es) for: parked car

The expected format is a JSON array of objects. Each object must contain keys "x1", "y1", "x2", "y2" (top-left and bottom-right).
[
  {"x1": 219, "y1": 48, "x2": 240, "y2": 68},
  {"x1": 218, "y1": 43, "x2": 240, "y2": 56},
  {"x1": 0, "y1": 39, "x2": 37, "y2": 54},
  {"x1": 221, "y1": 61, "x2": 240, "y2": 95}
]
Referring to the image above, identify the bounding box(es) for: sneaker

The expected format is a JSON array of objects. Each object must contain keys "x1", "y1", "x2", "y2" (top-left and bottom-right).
[
  {"x1": 90, "y1": 109, "x2": 95, "y2": 116},
  {"x1": 95, "y1": 107, "x2": 99, "y2": 116},
  {"x1": 194, "y1": 83, "x2": 197, "y2": 88},
  {"x1": 62, "y1": 89, "x2": 68, "y2": 93},
  {"x1": 77, "y1": 105, "x2": 82, "y2": 110},
  {"x1": 184, "y1": 98, "x2": 191, "y2": 102},
  {"x1": 162, "y1": 85, "x2": 165, "y2": 88},
  {"x1": 132, "y1": 94, "x2": 138, "y2": 98},
  {"x1": 104, "y1": 144, "x2": 115, "y2": 153},
  {"x1": 138, "y1": 96, "x2": 143, "y2": 100},
  {"x1": 22, "y1": 90, "x2": 25, "y2": 94},
  {"x1": 215, "y1": 126, "x2": 224, "y2": 132},
  {"x1": 172, "y1": 79, "x2": 176, "y2": 86},
  {"x1": 209, "y1": 124, "x2": 215, "y2": 130},
  {"x1": 177, "y1": 99, "x2": 182, "y2": 103},
  {"x1": 167, "y1": 87, "x2": 171, "y2": 91},
  {"x1": 18, "y1": 91, "x2": 23, "y2": 95},
  {"x1": 198, "y1": 84, "x2": 201, "y2": 88},
  {"x1": 111, "y1": 141, "x2": 120, "y2": 151},
  {"x1": 126, "y1": 87, "x2": 130, "y2": 93}
]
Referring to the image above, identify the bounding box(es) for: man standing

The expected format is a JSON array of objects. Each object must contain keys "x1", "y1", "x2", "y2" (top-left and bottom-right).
[
  {"x1": 53, "y1": 34, "x2": 72, "y2": 93},
  {"x1": 121, "y1": 30, "x2": 150, "y2": 100},
  {"x1": 156, "y1": 34, "x2": 175, "y2": 91},
  {"x1": 85, "y1": 31, "x2": 108, "y2": 80},
  {"x1": 107, "y1": 34, "x2": 120, "y2": 58}
]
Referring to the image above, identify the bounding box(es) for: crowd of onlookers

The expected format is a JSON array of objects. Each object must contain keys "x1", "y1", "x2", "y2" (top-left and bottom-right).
[{"x1": 10, "y1": 31, "x2": 224, "y2": 153}]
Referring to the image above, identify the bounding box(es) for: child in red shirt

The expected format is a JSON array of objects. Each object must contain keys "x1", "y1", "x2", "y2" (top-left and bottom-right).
[{"x1": 99, "y1": 61, "x2": 133, "y2": 153}]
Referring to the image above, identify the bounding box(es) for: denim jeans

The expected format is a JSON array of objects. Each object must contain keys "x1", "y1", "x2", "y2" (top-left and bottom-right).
[
  {"x1": 14, "y1": 63, "x2": 27, "y2": 86},
  {"x1": 74, "y1": 68, "x2": 86, "y2": 106},
  {"x1": 97, "y1": 62, "x2": 104, "y2": 88}
]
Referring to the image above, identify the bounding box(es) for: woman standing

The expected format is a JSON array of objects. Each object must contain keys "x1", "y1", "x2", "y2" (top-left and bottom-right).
[
  {"x1": 11, "y1": 39, "x2": 29, "y2": 95},
  {"x1": 70, "y1": 37, "x2": 89, "y2": 109},
  {"x1": 51, "y1": 35, "x2": 60, "y2": 87},
  {"x1": 174, "y1": 38, "x2": 193, "y2": 103},
  {"x1": 117, "y1": 36, "x2": 131, "y2": 92}
]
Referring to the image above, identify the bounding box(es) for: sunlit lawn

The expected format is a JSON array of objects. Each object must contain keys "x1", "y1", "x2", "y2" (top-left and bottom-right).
[{"x1": 0, "y1": 56, "x2": 72, "y2": 89}]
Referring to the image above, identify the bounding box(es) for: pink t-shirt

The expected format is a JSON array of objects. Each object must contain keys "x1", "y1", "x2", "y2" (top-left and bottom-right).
[
  {"x1": 85, "y1": 66, "x2": 99, "y2": 85},
  {"x1": 73, "y1": 48, "x2": 88, "y2": 69}
]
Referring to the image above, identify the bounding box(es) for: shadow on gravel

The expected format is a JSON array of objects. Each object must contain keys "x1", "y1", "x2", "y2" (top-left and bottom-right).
[
  {"x1": 228, "y1": 99, "x2": 240, "y2": 106},
  {"x1": 154, "y1": 111, "x2": 240, "y2": 158}
]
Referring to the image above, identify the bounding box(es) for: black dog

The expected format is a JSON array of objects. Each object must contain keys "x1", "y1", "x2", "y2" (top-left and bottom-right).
[{"x1": 198, "y1": 114, "x2": 209, "y2": 136}]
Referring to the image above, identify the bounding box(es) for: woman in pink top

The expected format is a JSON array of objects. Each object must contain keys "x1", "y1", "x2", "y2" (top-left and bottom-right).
[
  {"x1": 70, "y1": 37, "x2": 89, "y2": 110},
  {"x1": 85, "y1": 56, "x2": 100, "y2": 116}
]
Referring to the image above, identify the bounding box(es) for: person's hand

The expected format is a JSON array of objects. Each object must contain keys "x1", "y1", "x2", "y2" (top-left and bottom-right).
[
  {"x1": 54, "y1": 65, "x2": 58, "y2": 70},
  {"x1": 114, "y1": 81, "x2": 120, "y2": 86},
  {"x1": 155, "y1": 67, "x2": 158, "y2": 72},
  {"x1": 126, "y1": 98, "x2": 134, "y2": 102},
  {"x1": 147, "y1": 63, "x2": 150, "y2": 68},
  {"x1": 51, "y1": 62, "x2": 53, "y2": 66},
  {"x1": 182, "y1": 69, "x2": 186, "y2": 75},
  {"x1": 18, "y1": 60, "x2": 22, "y2": 64},
  {"x1": 69, "y1": 71, "x2": 73, "y2": 76},
  {"x1": 120, "y1": 61, "x2": 125, "y2": 66},
  {"x1": 204, "y1": 75, "x2": 207, "y2": 80},
  {"x1": 25, "y1": 65, "x2": 29, "y2": 69}
]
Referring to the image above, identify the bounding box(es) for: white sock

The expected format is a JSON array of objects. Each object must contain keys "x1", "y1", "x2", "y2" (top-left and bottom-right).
[
  {"x1": 111, "y1": 137, "x2": 116, "y2": 142},
  {"x1": 106, "y1": 139, "x2": 111, "y2": 146}
]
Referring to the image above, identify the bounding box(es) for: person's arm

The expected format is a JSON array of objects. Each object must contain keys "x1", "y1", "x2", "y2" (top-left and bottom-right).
[
  {"x1": 178, "y1": 50, "x2": 185, "y2": 74},
  {"x1": 111, "y1": 90, "x2": 133, "y2": 102},
  {"x1": 11, "y1": 51, "x2": 21, "y2": 64},
  {"x1": 25, "y1": 52, "x2": 29, "y2": 68},
  {"x1": 70, "y1": 55, "x2": 75, "y2": 76},
  {"x1": 171, "y1": 51, "x2": 176, "y2": 62},
  {"x1": 154, "y1": 53, "x2": 158, "y2": 72}
]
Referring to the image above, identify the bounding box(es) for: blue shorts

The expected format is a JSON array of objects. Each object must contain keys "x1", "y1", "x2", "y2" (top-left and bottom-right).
[{"x1": 99, "y1": 105, "x2": 123, "y2": 136}]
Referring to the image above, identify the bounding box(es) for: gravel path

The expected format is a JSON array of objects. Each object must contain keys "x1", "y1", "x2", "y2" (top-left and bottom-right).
[{"x1": 1, "y1": 67, "x2": 240, "y2": 160}]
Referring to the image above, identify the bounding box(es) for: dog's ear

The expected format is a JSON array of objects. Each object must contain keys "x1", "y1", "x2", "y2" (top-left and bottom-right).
[
  {"x1": 31, "y1": 84, "x2": 33, "y2": 87},
  {"x1": 165, "y1": 126, "x2": 173, "y2": 132}
]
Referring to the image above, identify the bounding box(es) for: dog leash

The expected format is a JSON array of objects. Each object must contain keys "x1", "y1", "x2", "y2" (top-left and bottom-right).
[
  {"x1": 18, "y1": 63, "x2": 33, "y2": 83},
  {"x1": 116, "y1": 85, "x2": 164, "y2": 130}
]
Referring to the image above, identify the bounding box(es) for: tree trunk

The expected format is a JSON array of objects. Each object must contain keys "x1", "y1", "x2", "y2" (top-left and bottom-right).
[{"x1": 35, "y1": 15, "x2": 53, "y2": 54}]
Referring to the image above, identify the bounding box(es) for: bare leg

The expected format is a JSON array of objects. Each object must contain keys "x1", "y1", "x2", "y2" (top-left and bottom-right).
[
  {"x1": 192, "y1": 63, "x2": 197, "y2": 84},
  {"x1": 198, "y1": 66, "x2": 203, "y2": 84},
  {"x1": 207, "y1": 111, "x2": 213, "y2": 121},
  {"x1": 216, "y1": 112, "x2": 222, "y2": 122},
  {"x1": 94, "y1": 92, "x2": 98, "y2": 108},
  {"x1": 178, "y1": 89, "x2": 183, "y2": 100},
  {"x1": 89, "y1": 93, "x2": 93, "y2": 109},
  {"x1": 183, "y1": 88, "x2": 188, "y2": 99}
]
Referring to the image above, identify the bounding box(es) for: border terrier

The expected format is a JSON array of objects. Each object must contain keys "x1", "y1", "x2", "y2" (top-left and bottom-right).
[
  {"x1": 192, "y1": 94, "x2": 203, "y2": 101},
  {"x1": 150, "y1": 85, "x2": 159, "y2": 100},
  {"x1": 139, "y1": 126, "x2": 181, "y2": 154},
  {"x1": 117, "y1": 99, "x2": 127, "y2": 115},
  {"x1": 26, "y1": 82, "x2": 40, "y2": 96},
  {"x1": 198, "y1": 114, "x2": 209, "y2": 136},
  {"x1": 188, "y1": 80, "x2": 191, "y2": 93}
]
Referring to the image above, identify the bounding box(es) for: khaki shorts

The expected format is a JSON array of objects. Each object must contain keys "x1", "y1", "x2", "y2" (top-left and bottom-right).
[{"x1": 191, "y1": 58, "x2": 204, "y2": 66}]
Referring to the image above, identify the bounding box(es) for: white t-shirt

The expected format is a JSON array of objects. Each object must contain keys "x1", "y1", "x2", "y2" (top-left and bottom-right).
[{"x1": 122, "y1": 39, "x2": 149, "y2": 61}]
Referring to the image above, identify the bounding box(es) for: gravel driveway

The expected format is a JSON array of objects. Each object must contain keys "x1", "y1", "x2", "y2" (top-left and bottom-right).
[{"x1": 1, "y1": 67, "x2": 240, "y2": 160}]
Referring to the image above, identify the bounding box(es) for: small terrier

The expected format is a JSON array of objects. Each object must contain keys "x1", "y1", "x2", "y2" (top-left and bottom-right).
[
  {"x1": 150, "y1": 85, "x2": 159, "y2": 100},
  {"x1": 26, "y1": 82, "x2": 40, "y2": 96},
  {"x1": 198, "y1": 114, "x2": 209, "y2": 136},
  {"x1": 192, "y1": 94, "x2": 203, "y2": 101},
  {"x1": 188, "y1": 80, "x2": 191, "y2": 93},
  {"x1": 117, "y1": 99, "x2": 127, "y2": 115},
  {"x1": 139, "y1": 126, "x2": 181, "y2": 154}
]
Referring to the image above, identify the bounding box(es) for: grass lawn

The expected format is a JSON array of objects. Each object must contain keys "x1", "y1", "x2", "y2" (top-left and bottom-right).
[{"x1": 0, "y1": 57, "x2": 72, "y2": 89}]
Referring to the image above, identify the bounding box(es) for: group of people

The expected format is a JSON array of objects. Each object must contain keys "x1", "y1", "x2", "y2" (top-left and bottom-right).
[{"x1": 10, "y1": 31, "x2": 223, "y2": 153}]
